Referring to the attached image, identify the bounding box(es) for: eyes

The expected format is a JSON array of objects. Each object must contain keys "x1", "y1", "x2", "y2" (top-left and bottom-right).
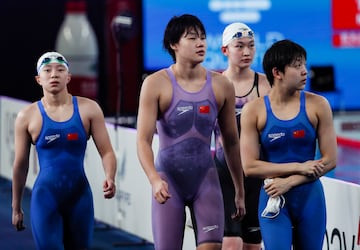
[
  {"x1": 42, "y1": 66, "x2": 67, "y2": 73},
  {"x1": 291, "y1": 61, "x2": 307, "y2": 69},
  {"x1": 186, "y1": 34, "x2": 206, "y2": 40},
  {"x1": 290, "y1": 57, "x2": 307, "y2": 69},
  {"x1": 228, "y1": 39, "x2": 255, "y2": 50},
  {"x1": 233, "y1": 43, "x2": 255, "y2": 49},
  {"x1": 184, "y1": 30, "x2": 206, "y2": 40}
]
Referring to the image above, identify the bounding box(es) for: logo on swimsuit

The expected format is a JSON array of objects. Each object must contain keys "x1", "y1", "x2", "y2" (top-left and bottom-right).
[
  {"x1": 202, "y1": 225, "x2": 219, "y2": 233},
  {"x1": 248, "y1": 226, "x2": 260, "y2": 233},
  {"x1": 268, "y1": 132, "x2": 285, "y2": 142},
  {"x1": 177, "y1": 105, "x2": 193, "y2": 115},
  {"x1": 235, "y1": 108, "x2": 242, "y2": 116},
  {"x1": 45, "y1": 134, "x2": 60, "y2": 144}
]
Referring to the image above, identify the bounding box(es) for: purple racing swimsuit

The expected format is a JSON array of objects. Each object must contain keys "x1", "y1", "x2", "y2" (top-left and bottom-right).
[{"x1": 152, "y1": 67, "x2": 224, "y2": 249}]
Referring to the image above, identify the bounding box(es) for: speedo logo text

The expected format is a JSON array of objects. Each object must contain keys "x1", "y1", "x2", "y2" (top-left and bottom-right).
[
  {"x1": 45, "y1": 134, "x2": 60, "y2": 144},
  {"x1": 202, "y1": 225, "x2": 219, "y2": 233},
  {"x1": 177, "y1": 105, "x2": 193, "y2": 115},
  {"x1": 268, "y1": 132, "x2": 285, "y2": 142}
]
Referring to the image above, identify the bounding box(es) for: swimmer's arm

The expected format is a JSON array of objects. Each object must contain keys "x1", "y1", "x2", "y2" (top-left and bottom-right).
[
  {"x1": 88, "y1": 100, "x2": 117, "y2": 198},
  {"x1": 12, "y1": 110, "x2": 31, "y2": 230},
  {"x1": 216, "y1": 74, "x2": 245, "y2": 218},
  {"x1": 315, "y1": 95, "x2": 337, "y2": 174},
  {"x1": 136, "y1": 76, "x2": 159, "y2": 184},
  {"x1": 136, "y1": 75, "x2": 171, "y2": 203}
]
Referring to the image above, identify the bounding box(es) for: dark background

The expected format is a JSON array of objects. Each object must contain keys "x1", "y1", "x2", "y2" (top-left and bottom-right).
[{"x1": 0, "y1": 0, "x2": 142, "y2": 117}]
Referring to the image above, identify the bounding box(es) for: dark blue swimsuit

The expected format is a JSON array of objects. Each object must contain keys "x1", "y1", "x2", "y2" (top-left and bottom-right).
[
  {"x1": 259, "y1": 91, "x2": 326, "y2": 250},
  {"x1": 31, "y1": 96, "x2": 93, "y2": 249},
  {"x1": 152, "y1": 68, "x2": 224, "y2": 249}
]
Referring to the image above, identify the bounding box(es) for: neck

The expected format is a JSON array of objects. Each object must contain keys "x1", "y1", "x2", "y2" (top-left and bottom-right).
[
  {"x1": 269, "y1": 87, "x2": 299, "y2": 104},
  {"x1": 224, "y1": 66, "x2": 254, "y2": 83},
  {"x1": 171, "y1": 63, "x2": 205, "y2": 80},
  {"x1": 42, "y1": 93, "x2": 71, "y2": 107}
]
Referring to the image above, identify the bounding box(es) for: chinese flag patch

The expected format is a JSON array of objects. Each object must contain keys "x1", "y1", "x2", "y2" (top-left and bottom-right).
[
  {"x1": 292, "y1": 130, "x2": 305, "y2": 138},
  {"x1": 67, "y1": 133, "x2": 79, "y2": 141},
  {"x1": 199, "y1": 105, "x2": 210, "y2": 114}
]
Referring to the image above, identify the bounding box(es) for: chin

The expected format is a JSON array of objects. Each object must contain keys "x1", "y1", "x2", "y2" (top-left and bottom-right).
[{"x1": 298, "y1": 86, "x2": 306, "y2": 91}]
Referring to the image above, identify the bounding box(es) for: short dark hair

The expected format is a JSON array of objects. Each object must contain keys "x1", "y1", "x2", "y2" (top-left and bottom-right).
[
  {"x1": 262, "y1": 39, "x2": 307, "y2": 86},
  {"x1": 163, "y1": 14, "x2": 206, "y2": 62}
]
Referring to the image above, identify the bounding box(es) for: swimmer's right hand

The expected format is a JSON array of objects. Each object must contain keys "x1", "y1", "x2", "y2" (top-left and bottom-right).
[{"x1": 152, "y1": 179, "x2": 171, "y2": 204}]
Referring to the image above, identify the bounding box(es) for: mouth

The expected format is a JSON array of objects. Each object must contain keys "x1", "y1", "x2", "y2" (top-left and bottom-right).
[
  {"x1": 242, "y1": 59, "x2": 252, "y2": 63},
  {"x1": 196, "y1": 50, "x2": 205, "y2": 56}
]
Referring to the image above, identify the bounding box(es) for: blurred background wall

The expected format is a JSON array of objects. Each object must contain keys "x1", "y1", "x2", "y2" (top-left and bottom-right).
[
  {"x1": 0, "y1": 0, "x2": 142, "y2": 117},
  {"x1": 0, "y1": 0, "x2": 359, "y2": 117}
]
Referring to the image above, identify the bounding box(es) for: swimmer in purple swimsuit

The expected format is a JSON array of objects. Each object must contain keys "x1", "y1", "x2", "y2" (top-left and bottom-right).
[{"x1": 136, "y1": 14, "x2": 245, "y2": 250}]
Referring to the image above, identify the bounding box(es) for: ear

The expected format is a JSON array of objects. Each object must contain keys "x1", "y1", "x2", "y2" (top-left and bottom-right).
[
  {"x1": 221, "y1": 46, "x2": 228, "y2": 56},
  {"x1": 35, "y1": 75, "x2": 41, "y2": 86},
  {"x1": 170, "y1": 43, "x2": 178, "y2": 51},
  {"x1": 66, "y1": 73, "x2": 72, "y2": 84},
  {"x1": 272, "y1": 67, "x2": 282, "y2": 80}
]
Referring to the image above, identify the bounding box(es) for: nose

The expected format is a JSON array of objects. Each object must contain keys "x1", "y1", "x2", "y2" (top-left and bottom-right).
[
  {"x1": 243, "y1": 46, "x2": 251, "y2": 56},
  {"x1": 197, "y1": 38, "x2": 206, "y2": 47},
  {"x1": 302, "y1": 65, "x2": 308, "y2": 75},
  {"x1": 50, "y1": 68, "x2": 59, "y2": 77}
]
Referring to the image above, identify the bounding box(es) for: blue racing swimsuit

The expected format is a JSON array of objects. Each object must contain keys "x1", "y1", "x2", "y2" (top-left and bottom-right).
[
  {"x1": 31, "y1": 96, "x2": 93, "y2": 249},
  {"x1": 152, "y1": 67, "x2": 223, "y2": 249},
  {"x1": 259, "y1": 91, "x2": 326, "y2": 250}
]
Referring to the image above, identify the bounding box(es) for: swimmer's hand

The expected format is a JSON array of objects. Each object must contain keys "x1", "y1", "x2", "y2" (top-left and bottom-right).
[
  {"x1": 103, "y1": 179, "x2": 116, "y2": 199},
  {"x1": 300, "y1": 160, "x2": 325, "y2": 178},
  {"x1": 12, "y1": 210, "x2": 26, "y2": 231},
  {"x1": 231, "y1": 195, "x2": 246, "y2": 220},
  {"x1": 152, "y1": 178, "x2": 171, "y2": 204}
]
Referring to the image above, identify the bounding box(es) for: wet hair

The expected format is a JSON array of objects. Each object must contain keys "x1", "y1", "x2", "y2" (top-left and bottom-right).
[
  {"x1": 163, "y1": 14, "x2": 206, "y2": 62},
  {"x1": 262, "y1": 39, "x2": 307, "y2": 86}
]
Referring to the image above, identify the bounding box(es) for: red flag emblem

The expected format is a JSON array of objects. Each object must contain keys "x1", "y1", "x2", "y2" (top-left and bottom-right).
[
  {"x1": 199, "y1": 105, "x2": 210, "y2": 114},
  {"x1": 292, "y1": 130, "x2": 305, "y2": 138},
  {"x1": 67, "y1": 133, "x2": 79, "y2": 141}
]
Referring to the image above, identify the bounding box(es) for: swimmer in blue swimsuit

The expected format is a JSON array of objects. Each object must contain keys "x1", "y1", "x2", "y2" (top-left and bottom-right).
[
  {"x1": 136, "y1": 14, "x2": 245, "y2": 250},
  {"x1": 240, "y1": 40, "x2": 337, "y2": 250},
  {"x1": 12, "y1": 52, "x2": 117, "y2": 249}
]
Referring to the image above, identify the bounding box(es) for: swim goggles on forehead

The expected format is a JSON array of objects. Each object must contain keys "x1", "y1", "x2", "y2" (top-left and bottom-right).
[
  {"x1": 37, "y1": 55, "x2": 69, "y2": 73},
  {"x1": 40, "y1": 56, "x2": 68, "y2": 67},
  {"x1": 232, "y1": 30, "x2": 254, "y2": 39}
]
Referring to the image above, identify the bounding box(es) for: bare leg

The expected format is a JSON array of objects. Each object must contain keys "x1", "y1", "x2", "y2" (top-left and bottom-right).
[
  {"x1": 197, "y1": 242, "x2": 222, "y2": 250},
  {"x1": 221, "y1": 236, "x2": 243, "y2": 250},
  {"x1": 243, "y1": 242, "x2": 262, "y2": 250}
]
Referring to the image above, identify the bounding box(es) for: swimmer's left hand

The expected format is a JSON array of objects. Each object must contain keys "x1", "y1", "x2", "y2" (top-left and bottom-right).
[
  {"x1": 232, "y1": 198, "x2": 246, "y2": 220},
  {"x1": 103, "y1": 179, "x2": 116, "y2": 199}
]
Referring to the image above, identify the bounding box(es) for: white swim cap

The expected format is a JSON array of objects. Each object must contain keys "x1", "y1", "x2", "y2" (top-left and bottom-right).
[
  {"x1": 222, "y1": 22, "x2": 254, "y2": 46},
  {"x1": 36, "y1": 52, "x2": 69, "y2": 74}
]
